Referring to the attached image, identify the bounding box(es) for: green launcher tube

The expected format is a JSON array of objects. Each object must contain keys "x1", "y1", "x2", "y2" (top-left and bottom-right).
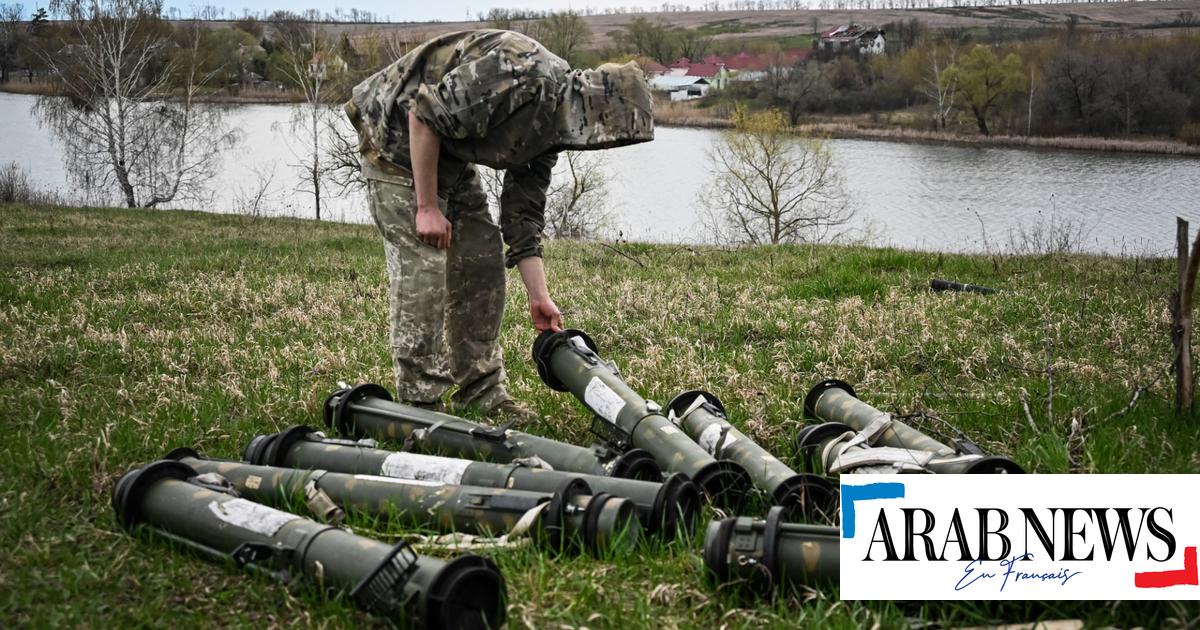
[
  {"x1": 112, "y1": 459, "x2": 506, "y2": 628},
  {"x1": 533, "y1": 329, "x2": 752, "y2": 509},
  {"x1": 325, "y1": 384, "x2": 661, "y2": 481},
  {"x1": 244, "y1": 426, "x2": 701, "y2": 537},
  {"x1": 666, "y1": 390, "x2": 836, "y2": 520},
  {"x1": 168, "y1": 449, "x2": 640, "y2": 554},
  {"x1": 703, "y1": 506, "x2": 840, "y2": 592}
]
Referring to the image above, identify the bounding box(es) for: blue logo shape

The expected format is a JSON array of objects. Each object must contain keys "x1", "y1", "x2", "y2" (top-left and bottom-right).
[{"x1": 841, "y1": 482, "x2": 905, "y2": 538}]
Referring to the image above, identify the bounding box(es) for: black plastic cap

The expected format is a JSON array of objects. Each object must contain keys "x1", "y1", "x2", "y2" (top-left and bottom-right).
[
  {"x1": 665, "y1": 389, "x2": 726, "y2": 419},
  {"x1": 649, "y1": 472, "x2": 702, "y2": 538},
  {"x1": 258, "y1": 425, "x2": 319, "y2": 468},
  {"x1": 803, "y1": 379, "x2": 857, "y2": 419},
  {"x1": 541, "y1": 477, "x2": 592, "y2": 553},
  {"x1": 701, "y1": 517, "x2": 735, "y2": 582},
  {"x1": 770, "y1": 474, "x2": 839, "y2": 524},
  {"x1": 163, "y1": 447, "x2": 201, "y2": 461},
  {"x1": 691, "y1": 460, "x2": 753, "y2": 511},
  {"x1": 112, "y1": 459, "x2": 197, "y2": 530},
  {"x1": 327, "y1": 383, "x2": 393, "y2": 438},
  {"x1": 965, "y1": 456, "x2": 1026, "y2": 474},
  {"x1": 607, "y1": 448, "x2": 661, "y2": 481},
  {"x1": 423, "y1": 555, "x2": 507, "y2": 630},
  {"x1": 242, "y1": 433, "x2": 273, "y2": 465},
  {"x1": 793, "y1": 422, "x2": 855, "y2": 474},
  {"x1": 531, "y1": 329, "x2": 597, "y2": 392}
]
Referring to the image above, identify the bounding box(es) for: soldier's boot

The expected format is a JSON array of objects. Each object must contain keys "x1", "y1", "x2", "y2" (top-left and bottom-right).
[{"x1": 488, "y1": 398, "x2": 541, "y2": 427}]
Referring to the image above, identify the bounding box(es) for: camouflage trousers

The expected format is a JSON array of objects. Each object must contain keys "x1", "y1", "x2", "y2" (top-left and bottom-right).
[{"x1": 364, "y1": 161, "x2": 508, "y2": 411}]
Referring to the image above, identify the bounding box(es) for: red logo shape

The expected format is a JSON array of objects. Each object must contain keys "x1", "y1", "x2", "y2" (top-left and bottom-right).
[{"x1": 1135, "y1": 546, "x2": 1198, "y2": 588}]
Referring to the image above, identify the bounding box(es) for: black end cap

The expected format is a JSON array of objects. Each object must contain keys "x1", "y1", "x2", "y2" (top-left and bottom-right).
[
  {"x1": 112, "y1": 459, "x2": 197, "y2": 531},
  {"x1": 607, "y1": 448, "x2": 661, "y2": 481},
  {"x1": 665, "y1": 389, "x2": 725, "y2": 419},
  {"x1": 965, "y1": 456, "x2": 1026, "y2": 474},
  {"x1": 701, "y1": 517, "x2": 735, "y2": 582},
  {"x1": 649, "y1": 472, "x2": 702, "y2": 538},
  {"x1": 770, "y1": 474, "x2": 839, "y2": 524},
  {"x1": 423, "y1": 555, "x2": 507, "y2": 630},
  {"x1": 242, "y1": 434, "x2": 273, "y2": 465},
  {"x1": 162, "y1": 447, "x2": 201, "y2": 462},
  {"x1": 691, "y1": 460, "x2": 753, "y2": 512},
  {"x1": 259, "y1": 425, "x2": 319, "y2": 467},
  {"x1": 759, "y1": 505, "x2": 786, "y2": 590},
  {"x1": 803, "y1": 379, "x2": 857, "y2": 419},
  {"x1": 541, "y1": 477, "x2": 592, "y2": 553},
  {"x1": 328, "y1": 383, "x2": 393, "y2": 438},
  {"x1": 793, "y1": 422, "x2": 855, "y2": 474},
  {"x1": 531, "y1": 329, "x2": 597, "y2": 392}
]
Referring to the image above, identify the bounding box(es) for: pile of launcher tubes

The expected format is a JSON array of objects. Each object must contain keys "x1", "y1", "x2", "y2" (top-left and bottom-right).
[{"x1": 113, "y1": 328, "x2": 1024, "y2": 628}]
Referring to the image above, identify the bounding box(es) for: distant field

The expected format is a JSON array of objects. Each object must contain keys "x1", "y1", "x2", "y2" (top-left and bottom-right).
[{"x1": 192, "y1": 0, "x2": 1200, "y2": 48}]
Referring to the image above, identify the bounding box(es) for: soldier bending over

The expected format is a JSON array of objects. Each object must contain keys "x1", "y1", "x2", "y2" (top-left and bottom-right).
[{"x1": 346, "y1": 30, "x2": 653, "y2": 422}]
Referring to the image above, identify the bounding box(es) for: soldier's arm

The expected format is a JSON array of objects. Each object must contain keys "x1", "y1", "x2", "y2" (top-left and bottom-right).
[
  {"x1": 501, "y1": 152, "x2": 563, "y2": 332},
  {"x1": 408, "y1": 111, "x2": 452, "y2": 250}
]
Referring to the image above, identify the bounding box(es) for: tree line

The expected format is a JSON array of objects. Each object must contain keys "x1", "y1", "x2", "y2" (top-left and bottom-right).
[{"x1": 712, "y1": 26, "x2": 1200, "y2": 141}]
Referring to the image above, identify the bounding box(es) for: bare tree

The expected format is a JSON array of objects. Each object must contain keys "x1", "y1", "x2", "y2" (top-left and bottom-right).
[
  {"x1": 478, "y1": 151, "x2": 610, "y2": 239},
  {"x1": 921, "y1": 45, "x2": 957, "y2": 130},
  {"x1": 537, "y1": 11, "x2": 591, "y2": 66},
  {"x1": 35, "y1": 0, "x2": 237, "y2": 208},
  {"x1": 701, "y1": 108, "x2": 855, "y2": 245},
  {"x1": 0, "y1": 3, "x2": 23, "y2": 84},
  {"x1": 268, "y1": 11, "x2": 337, "y2": 220},
  {"x1": 544, "y1": 151, "x2": 610, "y2": 238}
]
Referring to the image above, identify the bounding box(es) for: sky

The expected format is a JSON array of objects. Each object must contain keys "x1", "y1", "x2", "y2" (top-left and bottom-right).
[{"x1": 146, "y1": 1, "x2": 683, "y2": 23}]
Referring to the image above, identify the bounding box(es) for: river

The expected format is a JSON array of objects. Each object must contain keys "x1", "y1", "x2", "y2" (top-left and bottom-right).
[{"x1": 3, "y1": 92, "x2": 1197, "y2": 255}]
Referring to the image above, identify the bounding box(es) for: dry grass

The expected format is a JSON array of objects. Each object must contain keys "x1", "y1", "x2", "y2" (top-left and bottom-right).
[{"x1": 1, "y1": 203, "x2": 1196, "y2": 627}]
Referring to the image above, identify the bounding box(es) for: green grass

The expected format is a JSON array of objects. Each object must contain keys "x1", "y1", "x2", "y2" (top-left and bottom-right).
[{"x1": 2, "y1": 203, "x2": 1198, "y2": 627}]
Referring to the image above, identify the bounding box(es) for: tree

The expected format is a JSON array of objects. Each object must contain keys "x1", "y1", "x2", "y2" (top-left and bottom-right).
[
  {"x1": 537, "y1": 11, "x2": 591, "y2": 67},
  {"x1": 701, "y1": 108, "x2": 855, "y2": 245},
  {"x1": 944, "y1": 45, "x2": 1024, "y2": 136},
  {"x1": 35, "y1": 0, "x2": 237, "y2": 208},
  {"x1": 0, "y1": 3, "x2": 23, "y2": 83},
  {"x1": 268, "y1": 11, "x2": 338, "y2": 220},
  {"x1": 543, "y1": 151, "x2": 610, "y2": 238}
]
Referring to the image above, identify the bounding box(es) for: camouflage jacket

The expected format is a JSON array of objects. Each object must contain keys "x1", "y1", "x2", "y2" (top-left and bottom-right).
[
  {"x1": 347, "y1": 30, "x2": 570, "y2": 267},
  {"x1": 347, "y1": 29, "x2": 653, "y2": 267}
]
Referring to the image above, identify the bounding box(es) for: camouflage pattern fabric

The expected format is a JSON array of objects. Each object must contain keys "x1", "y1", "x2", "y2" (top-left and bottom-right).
[
  {"x1": 346, "y1": 29, "x2": 654, "y2": 410},
  {"x1": 346, "y1": 29, "x2": 653, "y2": 268},
  {"x1": 364, "y1": 161, "x2": 507, "y2": 410}
]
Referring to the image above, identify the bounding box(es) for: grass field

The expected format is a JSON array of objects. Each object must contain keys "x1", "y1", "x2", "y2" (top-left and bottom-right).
[{"x1": 2, "y1": 203, "x2": 1199, "y2": 627}]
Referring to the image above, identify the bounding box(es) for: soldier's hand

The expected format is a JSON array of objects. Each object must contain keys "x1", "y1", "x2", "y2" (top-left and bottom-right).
[
  {"x1": 529, "y1": 298, "x2": 563, "y2": 332},
  {"x1": 416, "y1": 206, "x2": 452, "y2": 249}
]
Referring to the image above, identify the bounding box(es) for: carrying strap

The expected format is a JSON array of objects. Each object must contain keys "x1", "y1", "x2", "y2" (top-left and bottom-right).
[
  {"x1": 406, "y1": 501, "x2": 549, "y2": 551},
  {"x1": 822, "y1": 414, "x2": 986, "y2": 474}
]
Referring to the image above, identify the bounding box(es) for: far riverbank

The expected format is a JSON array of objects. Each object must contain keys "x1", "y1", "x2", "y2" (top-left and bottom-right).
[{"x1": 6, "y1": 81, "x2": 1200, "y2": 157}]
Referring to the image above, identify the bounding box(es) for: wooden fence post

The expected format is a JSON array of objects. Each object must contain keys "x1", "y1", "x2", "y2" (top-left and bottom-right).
[{"x1": 1171, "y1": 218, "x2": 1200, "y2": 415}]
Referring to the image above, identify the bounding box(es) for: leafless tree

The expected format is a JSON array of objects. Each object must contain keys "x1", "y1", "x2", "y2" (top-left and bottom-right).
[
  {"x1": 268, "y1": 11, "x2": 338, "y2": 220},
  {"x1": 478, "y1": 151, "x2": 610, "y2": 238},
  {"x1": 544, "y1": 151, "x2": 610, "y2": 238},
  {"x1": 701, "y1": 108, "x2": 855, "y2": 245},
  {"x1": 0, "y1": 3, "x2": 23, "y2": 83},
  {"x1": 537, "y1": 11, "x2": 591, "y2": 66},
  {"x1": 35, "y1": 0, "x2": 237, "y2": 208},
  {"x1": 922, "y1": 45, "x2": 958, "y2": 130}
]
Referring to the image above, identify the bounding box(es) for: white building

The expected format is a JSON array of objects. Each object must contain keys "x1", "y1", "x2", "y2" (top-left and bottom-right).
[{"x1": 648, "y1": 76, "x2": 711, "y2": 101}]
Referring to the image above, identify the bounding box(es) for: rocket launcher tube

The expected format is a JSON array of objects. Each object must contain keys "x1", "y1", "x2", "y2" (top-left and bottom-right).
[
  {"x1": 800, "y1": 380, "x2": 1024, "y2": 474},
  {"x1": 325, "y1": 383, "x2": 661, "y2": 481},
  {"x1": 532, "y1": 329, "x2": 752, "y2": 508},
  {"x1": 245, "y1": 426, "x2": 701, "y2": 537},
  {"x1": 702, "y1": 505, "x2": 840, "y2": 592},
  {"x1": 112, "y1": 460, "x2": 506, "y2": 628},
  {"x1": 804, "y1": 380, "x2": 957, "y2": 456},
  {"x1": 169, "y1": 450, "x2": 641, "y2": 554},
  {"x1": 666, "y1": 390, "x2": 836, "y2": 520}
]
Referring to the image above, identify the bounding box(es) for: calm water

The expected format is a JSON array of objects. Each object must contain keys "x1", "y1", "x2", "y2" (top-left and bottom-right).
[{"x1": 3, "y1": 92, "x2": 1198, "y2": 254}]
